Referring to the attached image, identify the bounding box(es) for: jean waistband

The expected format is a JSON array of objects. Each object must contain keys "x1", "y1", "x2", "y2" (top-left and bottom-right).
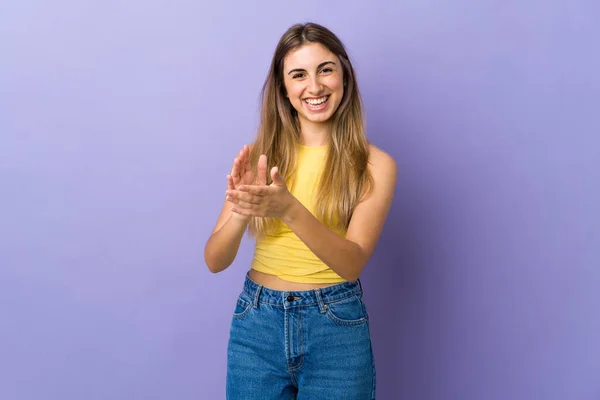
[{"x1": 242, "y1": 272, "x2": 363, "y2": 309}]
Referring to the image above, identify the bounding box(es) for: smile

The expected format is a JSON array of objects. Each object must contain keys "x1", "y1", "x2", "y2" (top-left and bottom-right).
[
  {"x1": 303, "y1": 95, "x2": 329, "y2": 105},
  {"x1": 303, "y1": 95, "x2": 330, "y2": 112}
]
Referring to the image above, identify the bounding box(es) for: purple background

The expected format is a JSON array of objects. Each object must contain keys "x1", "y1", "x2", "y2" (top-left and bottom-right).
[{"x1": 2, "y1": 1, "x2": 599, "y2": 399}]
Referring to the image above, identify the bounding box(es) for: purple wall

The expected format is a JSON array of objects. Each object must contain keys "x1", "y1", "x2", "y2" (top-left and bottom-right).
[{"x1": 2, "y1": 1, "x2": 599, "y2": 399}]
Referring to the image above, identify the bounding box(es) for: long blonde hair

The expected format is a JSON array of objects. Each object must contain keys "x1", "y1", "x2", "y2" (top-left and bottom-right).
[{"x1": 248, "y1": 22, "x2": 373, "y2": 237}]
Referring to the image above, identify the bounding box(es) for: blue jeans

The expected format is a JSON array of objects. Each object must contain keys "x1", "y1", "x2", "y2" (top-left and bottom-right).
[{"x1": 226, "y1": 272, "x2": 376, "y2": 399}]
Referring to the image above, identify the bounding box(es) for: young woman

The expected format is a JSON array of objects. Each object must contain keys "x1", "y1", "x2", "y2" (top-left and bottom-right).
[{"x1": 204, "y1": 22, "x2": 396, "y2": 399}]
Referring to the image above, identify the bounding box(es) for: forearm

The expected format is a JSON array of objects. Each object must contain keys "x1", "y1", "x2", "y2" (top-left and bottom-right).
[
  {"x1": 204, "y1": 213, "x2": 249, "y2": 273},
  {"x1": 281, "y1": 199, "x2": 366, "y2": 282}
]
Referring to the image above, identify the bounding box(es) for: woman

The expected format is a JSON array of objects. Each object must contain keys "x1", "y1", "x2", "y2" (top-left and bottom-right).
[{"x1": 204, "y1": 22, "x2": 396, "y2": 399}]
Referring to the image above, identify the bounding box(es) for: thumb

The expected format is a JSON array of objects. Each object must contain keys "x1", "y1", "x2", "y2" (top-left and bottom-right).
[
  {"x1": 257, "y1": 155, "x2": 268, "y2": 186},
  {"x1": 270, "y1": 166, "x2": 285, "y2": 186}
]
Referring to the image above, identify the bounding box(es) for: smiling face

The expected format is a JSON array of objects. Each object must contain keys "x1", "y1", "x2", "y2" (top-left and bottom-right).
[{"x1": 282, "y1": 42, "x2": 345, "y2": 130}]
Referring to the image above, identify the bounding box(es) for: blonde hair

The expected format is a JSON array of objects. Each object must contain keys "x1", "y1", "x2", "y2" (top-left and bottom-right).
[{"x1": 248, "y1": 22, "x2": 373, "y2": 237}]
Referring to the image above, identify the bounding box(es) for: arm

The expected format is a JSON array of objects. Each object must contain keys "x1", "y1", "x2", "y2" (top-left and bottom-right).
[
  {"x1": 228, "y1": 146, "x2": 397, "y2": 281},
  {"x1": 204, "y1": 145, "x2": 266, "y2": 273},
  {"x1": 204, "y1": 196, "x2": 250, "y2": 273},
  {"x1": 281, "y1": 148, "x2": 397, "y2": 281}
]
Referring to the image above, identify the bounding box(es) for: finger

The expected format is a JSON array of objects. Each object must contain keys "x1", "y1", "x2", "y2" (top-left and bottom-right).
[
  {"x1": 226, "y1": 190, "x2": 262, "y2": 205},
  {"x1": 231, "y1": 207, "x2": 255, "y2": 217},
  {"x1": 231, "y1": 157, "x2": 240, "y2": 178},
  {"x1": 257, "y1": 154, "x2": 268, "y2": 185},
  {"x1": 232, "y1": 204, "x2": 266, "y2": 217},
  {"x1": 227, "y1": 174, "x2": 235, "y2": 191},
  {"x1": 270, "y1": 166, "x2": 286, "y2": 187},
  {"x1": 243, "y1": 145, "x2": 251, "y2": 174},
  {"x1": 233, "y1": 158, "x2": 246, "y2": 186},
  {"x1": 227, "y1": 196, "x2": 257, "y2": 210},
  {"x1": 238, "y1": 146, "x2": 248, "y2": 177},
  {"x1": 237, "y1": 185, "x2": 268, "y2": 196}
]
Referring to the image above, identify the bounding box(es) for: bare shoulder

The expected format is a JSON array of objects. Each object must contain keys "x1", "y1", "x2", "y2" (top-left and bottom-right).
[
  {"x1": 367, "y1": 143, "x2": 397, "y2": 185},
  {"x1": 343, "y1": 143, "x2": 397, "y2": 265}
]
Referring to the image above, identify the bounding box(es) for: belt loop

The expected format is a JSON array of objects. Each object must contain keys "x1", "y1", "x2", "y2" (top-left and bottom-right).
[
  {"x1": 314, "y1": 288, "x2": 327, "y2": 313},
  {"x1": 357, "y1": 278, "x2": 363, "y2": 292},
  {"x1": 253, "y1": 284, "x2": 263, "y2": 309}
]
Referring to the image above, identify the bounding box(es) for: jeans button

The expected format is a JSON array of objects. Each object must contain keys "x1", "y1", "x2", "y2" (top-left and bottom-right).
[{"x1": 286, "y1": 295, "x2": 294, "y2": 302}]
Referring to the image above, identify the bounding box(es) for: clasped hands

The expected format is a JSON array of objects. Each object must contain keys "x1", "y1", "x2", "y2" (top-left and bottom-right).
[{"x1": 226, "y1": 145, "x2": 296, "y2": 220}]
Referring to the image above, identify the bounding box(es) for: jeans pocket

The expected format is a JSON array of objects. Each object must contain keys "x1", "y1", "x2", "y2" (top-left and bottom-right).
[
  {"x1": 232, "y1": 295, "x2": 252, "y2": 319},
  {"x1": 325, "y1": 294, "x2": 368, "y2": 326}
]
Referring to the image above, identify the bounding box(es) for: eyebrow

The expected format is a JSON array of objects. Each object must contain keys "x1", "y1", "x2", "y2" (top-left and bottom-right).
[{"x1": 287, "y1": 61, "x2": 336, "y2": 75}]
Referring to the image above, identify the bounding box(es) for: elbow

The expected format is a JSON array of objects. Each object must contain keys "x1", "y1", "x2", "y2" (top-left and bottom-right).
[
  {"x1": 205, "y1": 257, "x2": 227, "y2": 274},
  {"x1": 205, "y1": 261, "x2": 221, "y2": 274},
  {"x1": 204, "y1": 248, "x2": 228, "y2": 274},
  {"x1": 341, "y1": 248, "x2": 369, "y2": 282},
  {"x1": 345, "y1": 270, "x2": 362, "y2": 283},
  {"x1": 339, "y1": 272, "x2": 361, "y2": 283},
  {"x1": 204, "y1": 236, "x2": 226, "y2": 273},
  {"x1": 335, "y1": 262, "x2": 365, "y2": 283},
  {"x1": 342, "y1": 245, "x2": 369, "y2": 282},
  {"x1": 204, "y1": 253, "x2": 217, "y2": 273}
]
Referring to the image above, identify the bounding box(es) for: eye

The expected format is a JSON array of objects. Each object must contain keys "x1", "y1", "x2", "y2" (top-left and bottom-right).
[
  {"x1": 292, "y1": 72, "x2": 305, "y2": 79},
  {"x1": 320, "y1": 68, "x2": 333, "y2": 74}
]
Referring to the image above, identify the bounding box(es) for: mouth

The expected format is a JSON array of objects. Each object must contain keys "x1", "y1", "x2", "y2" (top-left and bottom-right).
[{"x1": 303, "y1": 95, "x2": 330, "y2": 111}]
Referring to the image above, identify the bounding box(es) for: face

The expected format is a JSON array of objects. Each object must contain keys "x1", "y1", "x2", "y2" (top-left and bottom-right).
[{"x1": 282, "y1": 42, "x2": 345, "y2": 128}]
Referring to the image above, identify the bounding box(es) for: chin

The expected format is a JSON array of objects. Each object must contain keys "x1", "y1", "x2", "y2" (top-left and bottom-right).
[
  {"x1": 299, "y1": 112, "x2": 333, "y2": 124},
  {"x1": 314, "y1": 115, "x2": 335, "y2": 124},
  {"x1": 299, "y1": 105, "x2": 341, "y2": 125}
]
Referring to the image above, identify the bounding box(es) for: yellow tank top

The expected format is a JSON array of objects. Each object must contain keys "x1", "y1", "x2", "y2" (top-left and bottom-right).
[{"x1": 250, "y1": 143, "x2": 347, "y2": 284}]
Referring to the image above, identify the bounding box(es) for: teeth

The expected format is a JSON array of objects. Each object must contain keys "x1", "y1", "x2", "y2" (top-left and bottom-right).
[{"x1": 305, "y1": 96, "x2": 328, "y2": 105}]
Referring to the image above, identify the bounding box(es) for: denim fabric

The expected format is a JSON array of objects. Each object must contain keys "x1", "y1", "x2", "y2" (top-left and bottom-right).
[{"x1": 226, "y1": 273, "x2": 376, "y2": 399}]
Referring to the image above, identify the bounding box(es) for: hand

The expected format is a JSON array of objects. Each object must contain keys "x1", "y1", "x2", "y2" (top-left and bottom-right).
[
  {"x1": 227, "y1": 145, "x2": 269, "y2": 189},
  {"x1": 226, "y1": 164, "x2": 296, "y2": 220},
  {"x1": 226, "y1": 146, "x2": 268, "y2": 221},
  {"x1": 227, "y1": 145, "x2": 249, "y2": 189}
]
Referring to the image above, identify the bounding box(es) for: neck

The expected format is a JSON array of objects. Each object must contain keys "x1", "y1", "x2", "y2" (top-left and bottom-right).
[{"x1": 298, "y1": 118, "x2": 332, "y2": 147}]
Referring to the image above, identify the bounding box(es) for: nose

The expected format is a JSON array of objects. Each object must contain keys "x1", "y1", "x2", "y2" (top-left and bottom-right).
[{"x1": 307, "y1": 75, "x2": 323, "y2": 95}]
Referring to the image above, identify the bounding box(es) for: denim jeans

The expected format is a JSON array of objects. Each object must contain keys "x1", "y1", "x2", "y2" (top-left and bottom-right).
[{"x1": 226, "y1": 272, "x2": 376, "y2": 399}]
